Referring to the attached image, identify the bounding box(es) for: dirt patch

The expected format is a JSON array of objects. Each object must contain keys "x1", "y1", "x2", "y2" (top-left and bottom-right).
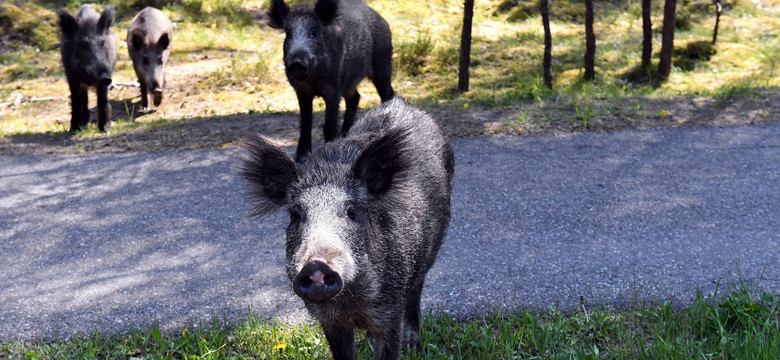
[{"x1": 2, "y1": 87, "x2": 779, "y2": 156}]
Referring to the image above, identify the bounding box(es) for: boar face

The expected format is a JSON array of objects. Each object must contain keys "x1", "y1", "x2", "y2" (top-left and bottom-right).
[
  {"x1": 285, "y1": 184, "x2": 363, "y2": 302},
  {"x1": 58, "y1": 6, "x2": 116, "y2": 87},
  {"x1": 268, "y1": 0, "x2": 338, "y2": 82},
  {"x1": 243, "y1": 129, "x2": 409, "y2": 303}
]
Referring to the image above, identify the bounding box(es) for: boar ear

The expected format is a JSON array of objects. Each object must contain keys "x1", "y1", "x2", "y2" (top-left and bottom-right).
[
  {"x1": 267, "y1": 0, "x2": 290, "y2": 29},
  {"x1": 314, "y1": 0, "x2": 338, "y2": 24},
  {"x1": 157, "y1": 33, "x2": 170, "y2": 51},
  {"x1": 97, "y1": 7, "x2": 115, "y2": 33},
  {"x1": 242, "y1": 135, "x2": 298, "y2": 217},
  {"x1": 57, "y1": 9, "x2": 78, "y2": 37},
  {"x1": 353, "y1": 129, "x2": 411, "y2": 196}
]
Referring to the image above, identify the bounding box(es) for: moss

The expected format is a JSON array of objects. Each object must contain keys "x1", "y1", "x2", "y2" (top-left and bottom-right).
[
  {"x1": 0, "y1": 3, "x2": 59, "y2": 50},
  {"x1": 675, "y1": 7, "x2": 693, "y2": 31},
  {"x1": 395, "y1": 32, "x2": 434, "y2": 76},
  {"x1": 497, "y1": 0, "x2": 592, "y2": 24},
  {"x1": 674, "y1": 40, "x2": 717, "y2": 71},
  {"x1": 507, "y1": 5, "x2": 535, "y2": 22}
]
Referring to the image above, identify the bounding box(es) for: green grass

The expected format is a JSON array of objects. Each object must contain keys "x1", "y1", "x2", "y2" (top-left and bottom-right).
[{"x1": 2, "y1": 286, "x2": 778, "y2": 359}]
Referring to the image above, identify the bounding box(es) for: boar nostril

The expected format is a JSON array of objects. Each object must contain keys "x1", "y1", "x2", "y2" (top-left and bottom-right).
[
  {"x1": 288, "y1": 61, "x2": 308, "y2": 77},
  {"x1": 298, "y1": 277, "x2": 313, "y2": 290},
  {"x1": 293, "y1": 260, "x2": 343, "y2": 302},
  {"x1": 323, "y1": 274, "x2": 337, "y2": 287}
]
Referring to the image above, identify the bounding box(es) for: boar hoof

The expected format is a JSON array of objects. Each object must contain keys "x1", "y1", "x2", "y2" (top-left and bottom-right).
[
  {"x1": 293, "y1": 260, "x2": 343, "y2": 302},
  {"x1": 403, "y1": 327, "x2": 421, "y2": 351},
  {"x1": 152, "y1": 91, "x2": 163, "y2": 107}
]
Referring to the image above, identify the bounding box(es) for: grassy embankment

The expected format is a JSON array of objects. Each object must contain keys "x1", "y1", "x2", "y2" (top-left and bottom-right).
[
  {"x1": 1, "y1": 0, "x2": 778, "y2": 138},
  {"x1": 1, "y1": 284, "x2": 778, "y2": 359}
]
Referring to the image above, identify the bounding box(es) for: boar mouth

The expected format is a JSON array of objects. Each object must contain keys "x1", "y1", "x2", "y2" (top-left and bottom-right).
[{"x1": 286, "y1": 61, "x2": 309, "y2": 80}]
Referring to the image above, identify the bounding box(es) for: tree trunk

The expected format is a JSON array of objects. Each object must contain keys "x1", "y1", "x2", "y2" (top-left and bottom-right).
[
  {"x1": 541, "y1": 0, "x2": 553, "y2": 89},
  {"x1": 458, "y1": 0, "x2": 474, "y2": 92},
  {"x1": 584, "y1": 0, "x2": 595, "y2": 81},
  {"x1": 657, "y1": 0, "x2": 677, "y2": 79},
  {"x1": 712, "y1": 1, "x2": 722, "y2": 44},
  {"x1": 642, "y1": 0, "x2": 652, "y2": 69}
]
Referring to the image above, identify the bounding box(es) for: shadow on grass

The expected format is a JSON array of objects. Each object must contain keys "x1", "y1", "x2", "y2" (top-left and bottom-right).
[
  {"x1": 2, "y1": 86, "x2": 779, "y2": 156},
  {"x1": 0, "y1": 105, "x2": 302, "y2": 155}
]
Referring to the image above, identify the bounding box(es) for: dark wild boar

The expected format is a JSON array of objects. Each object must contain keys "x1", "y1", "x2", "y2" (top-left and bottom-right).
[
  {"x1": 242, "y1": 99, "x2": 453, "y2": 360},
  {"x1": 58, "y1": 5, "x2": 117, "y2": 133},
  {"x1": 268, "y1": 0, "x2": 395, "y2": 161},
  {"x1": 127, "y1": 7, "x2": 173, "y2": 109}
]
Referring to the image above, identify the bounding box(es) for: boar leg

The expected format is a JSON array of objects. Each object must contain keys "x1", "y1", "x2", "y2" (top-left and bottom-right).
[
  {"x1": 79, "y1": 86, "x2": 90, "y2": 130},
  {"x1": 370, "y1": 321, "x2": 403, "y2": 360},
  {"x1": 96, "y1": 84, "x2": 111, "y2": 132},
  {"x1": 342, "y1": 89, "x2": 360, "y2": 135},
  {"x1": 295, "y1": 93, "x2": 314, "y2": 162},
  {"x1": 137, "y1": 71, "x2": 149, "y2": 110},
  {"x1": 68, "y1": 82, "x2": 87, "y2": 132},
  {"x1": 371, "y1": 56, "x2": 394, "y2": 103},
  {"x1": 322, "y1": 94, "x2": 341, "y2": 143},
  {"x1": 402, "y1": 280, "x2": 424, "y2": 351},
  {"x1": 322, "y1": 326, "x2": 356, "y2": 360}
]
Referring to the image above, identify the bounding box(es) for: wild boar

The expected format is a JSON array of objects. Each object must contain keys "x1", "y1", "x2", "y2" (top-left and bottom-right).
[
  {"x1": 242, "y1": 98, "x2": 453, "y2": 360},
  {"x1": 58, "y1": 4, "x2": 118, "y2": 132},
  {"x1": 127, "y1": 7, "x2": 172, "y2": 109},
  {"x1": 268, "y1": 0, "x2": 395, "y2": 161}
]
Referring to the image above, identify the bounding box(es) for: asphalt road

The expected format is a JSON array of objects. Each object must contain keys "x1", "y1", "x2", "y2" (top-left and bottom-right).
[{"x1": 1, "y1": 123, "x2": 779, "y2": 341}]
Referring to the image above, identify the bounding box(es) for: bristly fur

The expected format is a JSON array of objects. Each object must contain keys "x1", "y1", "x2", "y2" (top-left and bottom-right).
[
  {"x1": 241, "y1": 136, "x2": 299, "y2": 217},
  {"x1": 352, "y1": 128, "x2": 412, "y2": 196}
]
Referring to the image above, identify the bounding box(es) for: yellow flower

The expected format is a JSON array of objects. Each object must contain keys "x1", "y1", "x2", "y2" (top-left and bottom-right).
[
  {"x1": 273, "y1": 343, "x2": 288, "y2": 350},
  {"x1": 464, "y1": 103, "x2": 469, "y2": 108}
]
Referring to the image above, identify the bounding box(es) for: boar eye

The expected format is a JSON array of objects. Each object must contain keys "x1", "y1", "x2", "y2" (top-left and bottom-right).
[
  {"x1": 142, "y1": 57, "x2": 149, "y2": 66},
  {"x1": 289, "y1": 207, "x2": 303, "y2": 225},
  {"x1": 346, "y1": 204, "x2": 356, "y2": 221}
]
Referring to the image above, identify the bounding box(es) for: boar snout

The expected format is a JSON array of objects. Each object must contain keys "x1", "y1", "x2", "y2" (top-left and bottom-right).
[
  {"x1": 97, "y1": 77, "x2": 112, "y2": 88},
  {"x1": 286, "y1": 51, "x2": 313, "y2": 80},
  {"x1": 293, "y1": 260, "x2": 343, "y2": 302}
]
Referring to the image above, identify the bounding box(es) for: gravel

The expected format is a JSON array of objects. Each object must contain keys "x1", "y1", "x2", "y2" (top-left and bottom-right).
[{"x1": 1, "y1": 123, "x2": 779, "y2": 341}]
